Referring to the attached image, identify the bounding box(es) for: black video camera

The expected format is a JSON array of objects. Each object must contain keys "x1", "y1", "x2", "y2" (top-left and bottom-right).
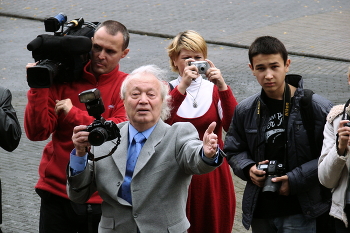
[
  {"x1": 26, "y1": 13, "x2": 100, "y2": 88},
  {"x1": 257, "y1": 160, "x2": 285, "y2": 194},
  {"x1": 79, "y1": 88, "x2": 121, "y2": 146}
]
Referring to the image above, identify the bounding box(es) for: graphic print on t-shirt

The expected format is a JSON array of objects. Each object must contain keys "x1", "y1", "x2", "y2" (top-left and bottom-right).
[{"x1": 265, "y1": 98, "x2": 285, "y2": 161}]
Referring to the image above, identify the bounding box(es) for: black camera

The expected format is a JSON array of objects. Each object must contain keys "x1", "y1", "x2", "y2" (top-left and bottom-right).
[
  {"x1": 257, "y1": 160, "x2": 285, "y2": 194},
  {"x1": 189, "y1": 61, "x2": 210, "y2": 74},
  {"x1": 27, "y1": 13, "x2": 100, "y2": 88},
  {"x1": 344, "y1": 122, "x2": 350, "y2": 127},
  {"x1": 79, "y1": 88, "x2": 120, "y2": 146}
]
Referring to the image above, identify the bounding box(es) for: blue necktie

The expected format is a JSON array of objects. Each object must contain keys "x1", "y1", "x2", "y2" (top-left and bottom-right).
[{"x1": 119, "y1": 132, "x2": 146, "y2": 204}]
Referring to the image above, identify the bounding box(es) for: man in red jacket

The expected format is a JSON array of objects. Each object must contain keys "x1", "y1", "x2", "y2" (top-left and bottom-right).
[{"x1": 24, "y1": 20, "x2": 130, "y2": 233}]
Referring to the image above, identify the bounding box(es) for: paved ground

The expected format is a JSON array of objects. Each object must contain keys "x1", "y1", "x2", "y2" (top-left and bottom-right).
[{"x1": 0, "y1": 0, "x2": 349, "y2": 232}]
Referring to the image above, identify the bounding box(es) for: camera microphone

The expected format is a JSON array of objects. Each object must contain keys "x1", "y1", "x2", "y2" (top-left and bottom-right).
[{"x1": 44, "y1": 13, "x2": 67, "y2": 32}]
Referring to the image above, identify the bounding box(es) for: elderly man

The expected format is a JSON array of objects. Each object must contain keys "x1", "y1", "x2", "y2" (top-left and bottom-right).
[{"x1": 67, "y1": 64, "x2": 223, "y2": 233}]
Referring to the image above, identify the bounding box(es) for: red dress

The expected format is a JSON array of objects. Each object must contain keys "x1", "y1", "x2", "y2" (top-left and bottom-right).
[{"x1": 167, "y1": 76, "x2": 238, "y2": 233}]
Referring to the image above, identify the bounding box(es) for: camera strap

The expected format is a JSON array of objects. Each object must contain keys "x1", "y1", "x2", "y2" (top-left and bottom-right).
[
  {"x1": 71, "y1": 139, "x2": 121, "y2": 193},
  {"x1": 256, "y1": 82, "x2": 291, "y2": 166},
  {"x1": 87, "y1": 136, "x2": 121, "y2": 162},
  {"x1": 282, "y1": 83, "x2": 291, "y2": 167}
]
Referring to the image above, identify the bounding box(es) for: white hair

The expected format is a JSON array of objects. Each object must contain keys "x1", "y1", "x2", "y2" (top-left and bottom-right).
[{"x1": 120, "y1": 64, "x2": 172, "y2": 121}]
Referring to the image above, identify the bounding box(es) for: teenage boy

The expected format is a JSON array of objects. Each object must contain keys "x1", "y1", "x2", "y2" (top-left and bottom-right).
[{"x1": 224, "y1": 36, "x2": 333, "y2": 232}]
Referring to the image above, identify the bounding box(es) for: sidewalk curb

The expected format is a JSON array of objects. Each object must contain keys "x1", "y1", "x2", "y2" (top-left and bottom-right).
[{"x1": 2, "y1": 12, "x2": 349, "y2": 63}]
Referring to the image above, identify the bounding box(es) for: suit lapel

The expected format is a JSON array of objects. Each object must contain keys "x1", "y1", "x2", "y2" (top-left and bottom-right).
[
  {"x1": 133, "y1": 120, "x2": 168, "y2": 177},
  {"x1": 111, "y1": 122, "x2": 129, "y2": 177}
]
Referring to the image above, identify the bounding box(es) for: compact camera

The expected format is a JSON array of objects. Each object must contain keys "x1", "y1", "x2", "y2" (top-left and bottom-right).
[
  {"x1": 189, "y1": 61, "x2": 210, "y2": 74},
  {"x1": 257, "y1": 160, "x2": 285, "y2": 194},
  {"x1": 79, "y1": 88, "x2": 120, "y2": 146},
  {"x1": 26, "y1": 13, "x2": 100, "y2": 88}
]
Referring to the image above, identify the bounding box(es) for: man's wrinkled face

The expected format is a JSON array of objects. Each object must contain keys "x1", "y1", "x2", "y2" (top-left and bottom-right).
[{"x1": 124, "y1": 73, "x2": 163, "y2": 131}]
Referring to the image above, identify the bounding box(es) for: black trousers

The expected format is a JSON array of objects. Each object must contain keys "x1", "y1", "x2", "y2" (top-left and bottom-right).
[{"x1": 36, "y1": 189, "x2": 101, "y2": 233}]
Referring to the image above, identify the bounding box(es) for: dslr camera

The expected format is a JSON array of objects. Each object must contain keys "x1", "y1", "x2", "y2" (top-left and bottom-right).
[
  {"x1": 79, "y1": 88, "x2": 121, "y2": 146},
  {"x1": 27, "y1": 13, "x2": 100, "y2": 88},
  {"x1": 189, "y1": 61, "x2": 210, "y2": 74},
  {"x1": 257, "y1": 160, "x2": 285, "y2": 194}
]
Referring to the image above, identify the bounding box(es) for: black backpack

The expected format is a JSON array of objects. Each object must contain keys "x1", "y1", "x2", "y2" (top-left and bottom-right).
[{"x1": 299, "y1": 88, "x2": 317, "y2": 158}]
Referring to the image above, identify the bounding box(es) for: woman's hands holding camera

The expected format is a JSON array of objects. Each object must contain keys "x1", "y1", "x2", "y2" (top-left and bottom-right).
[
  {"x1": 177, "y1": 58, "x2": 229, "y2": 94},
  {"x1": 176, "y1": 58, "x2": 199, "y2": 95},
  {"x1": 337, "y1": 120, "x2": 350, "y2": 155},
  {"x1": 205, "y1": 59, "x2": 228, "y2": 91}
]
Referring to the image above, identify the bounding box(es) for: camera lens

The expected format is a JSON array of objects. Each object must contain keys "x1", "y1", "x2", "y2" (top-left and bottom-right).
[
  {"x1": 27, "y1": 60, "x2": 59, "y2": 88},
  {"x1": 88, "y1": 127, "x2": 109, "y2": 146},
  {"x1": 262, "y1": 175, "x2": 281, "y2": 193}
]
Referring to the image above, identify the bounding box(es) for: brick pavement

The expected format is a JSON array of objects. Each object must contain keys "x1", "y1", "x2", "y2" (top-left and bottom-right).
[{"x1": 0, "y1": 0, "x2": 349, "y2": 232}]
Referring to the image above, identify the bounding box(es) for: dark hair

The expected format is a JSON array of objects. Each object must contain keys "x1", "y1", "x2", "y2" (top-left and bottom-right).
[
  {"x1": 95, "y1": 20, "x2": 130, "y2": 50},
  {"x1": 248, "y1": 36, "x2": 288, "y2": 66}
]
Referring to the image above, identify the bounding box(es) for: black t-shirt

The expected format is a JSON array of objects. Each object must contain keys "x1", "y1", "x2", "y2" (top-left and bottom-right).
[
  {"x1": 264, "y1": 97, "x2": 285, "y2": 162},
  {"x1": 254, "y1": 96, "x2": 302, "y2": 219}
]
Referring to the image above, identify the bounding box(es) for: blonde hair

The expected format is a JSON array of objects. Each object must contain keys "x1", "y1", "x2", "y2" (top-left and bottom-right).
[{"x1": 167, "y1": 30, "x2": 207, "y2": 73}]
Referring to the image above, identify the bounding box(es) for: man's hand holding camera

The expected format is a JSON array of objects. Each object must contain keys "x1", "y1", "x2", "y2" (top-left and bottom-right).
[
  {"x1": 72, "y1": 125, "x2": 90, "y2": 157},
  {"x1": 271, "y1": 175, "x2": 290, "y2": 196},
  {"x1": 251, "y1": 160, "x2": 290, "y2": 196},
  {"x1": 250, "y1": 160, "x2": 268, "y2": 187}
]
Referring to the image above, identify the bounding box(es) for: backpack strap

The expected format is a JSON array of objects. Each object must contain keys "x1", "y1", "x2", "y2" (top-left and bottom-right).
[{"x1": 299, "y1": 89, "x2": 316, "y2": 158}]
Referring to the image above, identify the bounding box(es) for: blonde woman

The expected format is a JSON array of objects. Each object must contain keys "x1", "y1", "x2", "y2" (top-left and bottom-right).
[{"x1": 166, "y1": 30, "x2": 237, "y2": 233}]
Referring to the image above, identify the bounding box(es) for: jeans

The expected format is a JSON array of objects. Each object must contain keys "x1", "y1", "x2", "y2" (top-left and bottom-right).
[
  {"x1": 36, "y1": 189, "x2": 101, "y2": 233},
  {"x1": 251, "y1": 214, "x2": 316, "y2": 233}
]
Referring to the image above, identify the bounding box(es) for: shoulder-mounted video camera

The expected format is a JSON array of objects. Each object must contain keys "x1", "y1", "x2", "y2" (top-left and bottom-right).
[
  {"x1": 257, "y1": 160, "x2": 285, "y2": 194},
  {"x1": 27, "y1": 13, "x2": 100, "y2": 88},
  {"x1": 79, "y1": 88, "x2": 121, "y2": 146}
]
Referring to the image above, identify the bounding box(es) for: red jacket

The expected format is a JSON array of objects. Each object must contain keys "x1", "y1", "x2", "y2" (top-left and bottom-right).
[{"x1": 24, "y1": 61, "x2": 128, "y2": 203}]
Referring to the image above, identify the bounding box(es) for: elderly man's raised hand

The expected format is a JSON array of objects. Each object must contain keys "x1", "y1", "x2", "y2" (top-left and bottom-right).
[{"x1": 202, "y1": 122, "x2": 218, "y2": 158}]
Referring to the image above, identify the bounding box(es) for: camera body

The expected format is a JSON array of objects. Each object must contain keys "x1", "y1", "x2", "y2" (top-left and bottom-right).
[
  {"x1": 79, "y1": 88, "x2": 121, "y2": 146},
  {"x1": 85, "y1": 119, "x2": 120, "y2": 147},
  {"x1": 257, "y1": 160, "x2": 285, "y2": 194},
  {"x1": 189, "y1": 61, "x2": 210, "y2": 74},
  {"x1": 344, "y1": 122, "x2": 350, "y2": 127},
  {"x1": 27, "y1": 13, "x2": 100, "y2": 88}
]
